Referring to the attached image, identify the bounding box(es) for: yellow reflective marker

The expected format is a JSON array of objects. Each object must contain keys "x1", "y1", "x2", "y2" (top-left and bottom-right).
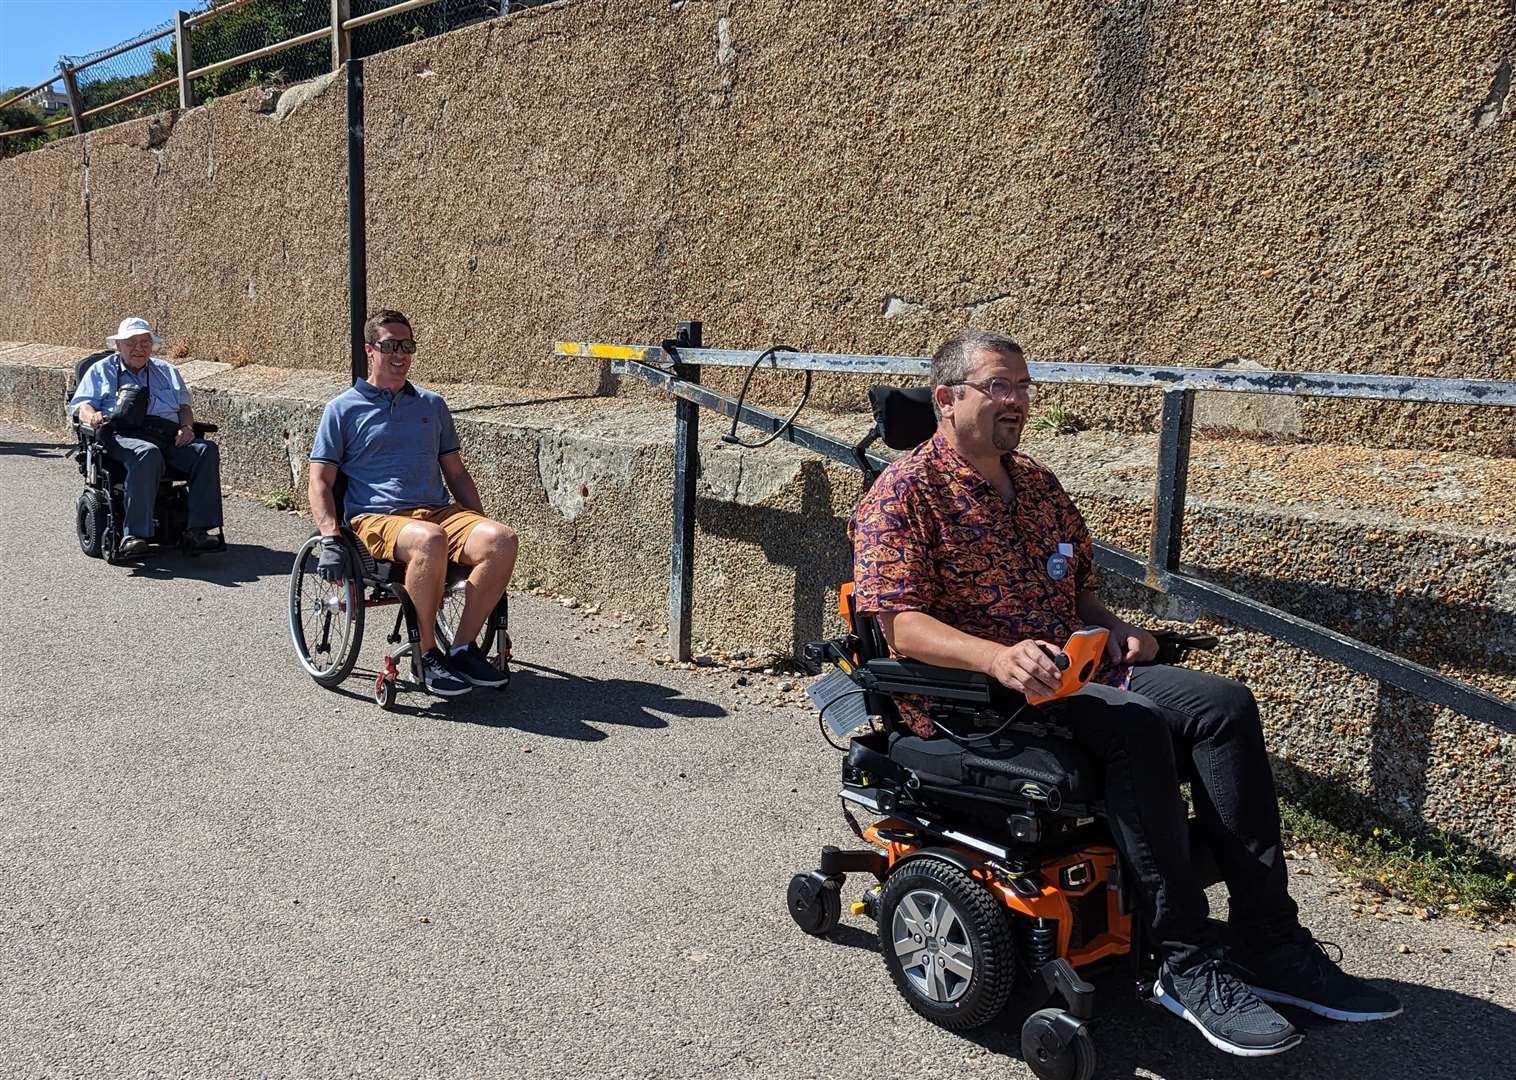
[{"x1": 554, "y1": 341, "x2": 654, "y2": 362}]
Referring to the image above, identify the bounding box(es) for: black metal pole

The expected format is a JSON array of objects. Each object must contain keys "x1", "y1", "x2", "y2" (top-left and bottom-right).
[
  {"x1": 668, "y1": 320, "x2": 702, "y2": 661},
  {"x1": 346, "y1": 58, "x2": 366, "y2": 386},
  {"x1": 1148, "y1": 388, "x2": 1195, "y2": 589}
]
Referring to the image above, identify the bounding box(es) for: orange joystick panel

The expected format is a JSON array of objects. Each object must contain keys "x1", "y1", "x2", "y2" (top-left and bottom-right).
[{"x1": 1026, "y1": 626, "x2": 1111, "y2": 705}]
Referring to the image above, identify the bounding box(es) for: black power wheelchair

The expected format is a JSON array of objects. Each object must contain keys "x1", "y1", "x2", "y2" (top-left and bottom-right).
[
  {"x1": 68, "y1": 349, "x2": 226, "y2": 563},
  {"x1": 287, "y1": 483, "x2": 512, "y2": 710},
  {"x1": 788, "y1": 386, "x2": 1218, "y2": 1080}
]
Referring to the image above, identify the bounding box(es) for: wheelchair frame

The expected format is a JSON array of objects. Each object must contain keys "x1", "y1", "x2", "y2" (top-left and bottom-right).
[{"x1": 288, "y1": 525, "x2": 512, "y2": 711}]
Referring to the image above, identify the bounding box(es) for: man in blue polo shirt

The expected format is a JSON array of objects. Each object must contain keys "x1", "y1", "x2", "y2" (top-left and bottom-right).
[
  {"x1": 69, "y1": 317, "x2": 223, "y2": 558},
  {"x1": 307, "y1": 309, "x2": 518, "y2": 697}
]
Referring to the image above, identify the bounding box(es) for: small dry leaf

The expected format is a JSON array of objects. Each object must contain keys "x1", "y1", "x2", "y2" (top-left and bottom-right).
[
  {"x1": 418, "y1": 916, "x2": 432, "y2": 924},
  {"x1": 1396, "y1": 944, "x2": 1411, "y2": 954}
]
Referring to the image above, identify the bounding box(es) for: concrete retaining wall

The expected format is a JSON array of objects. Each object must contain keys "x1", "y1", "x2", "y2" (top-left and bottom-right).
[
  {"x1": 2, "y1": 0, "x2": 1513, "y2": 453},
  {"x1": 4, "y1": 345, "x2": 1511, "y2": 859}
]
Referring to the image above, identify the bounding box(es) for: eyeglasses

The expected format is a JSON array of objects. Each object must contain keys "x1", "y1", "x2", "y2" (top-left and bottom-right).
[
  {"x1": 369, "y1": 339, "x2": 418, "y2": 355},
  {"x1": 946, "y1": 376, "x2": 1037, "y2": 404}
]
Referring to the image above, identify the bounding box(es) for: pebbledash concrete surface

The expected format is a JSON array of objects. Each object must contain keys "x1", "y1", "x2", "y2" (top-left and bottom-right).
[
  {"x1": 1, "y1": 0, "x2": 1514, "y2": 454},
  {"x1": 2, "y1": 343, "x2": 1512, "y2": 864}
]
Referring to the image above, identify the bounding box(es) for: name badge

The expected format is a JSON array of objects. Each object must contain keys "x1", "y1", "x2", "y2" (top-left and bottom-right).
[{"x1": 1047, "y1": 542, "x2": 1074, "y2": 581}]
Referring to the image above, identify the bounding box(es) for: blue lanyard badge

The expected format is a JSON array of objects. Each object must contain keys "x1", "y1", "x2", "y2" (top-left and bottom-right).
[{"x1": 1047, "y1": 542, "x2": 1074, "y2": 581}]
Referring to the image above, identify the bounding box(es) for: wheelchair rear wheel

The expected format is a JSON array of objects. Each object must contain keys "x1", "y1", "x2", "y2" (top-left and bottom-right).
[
  {"x1": 76, "y1": 490, "x2": 105, "y2": 559},
  {"x1": 434, "y1": 579, "x2": 498, "y2": 655},
  {"x1": 289, "y1": 534, "x2": 365, "y2": 687},
  {"x1": 878, "y1": 856, "x2": 1016, "y2": 1031}
]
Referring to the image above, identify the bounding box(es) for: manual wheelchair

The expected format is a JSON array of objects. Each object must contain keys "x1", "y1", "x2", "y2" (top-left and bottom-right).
[
  {"x1": 787, "y1": 386, "x2": 1218, "y2": 1080},
  {"x1": 68, "y1": 349, "x2": 226, "y2": 563},
  {"x1": 286, "y1": 497, "x2": 512, "y2": 711}
]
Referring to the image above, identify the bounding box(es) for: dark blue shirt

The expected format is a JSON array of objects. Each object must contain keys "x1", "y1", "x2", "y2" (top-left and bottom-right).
[{"x1": 310, "y1": 380, "x2": 460, "y2": 521}]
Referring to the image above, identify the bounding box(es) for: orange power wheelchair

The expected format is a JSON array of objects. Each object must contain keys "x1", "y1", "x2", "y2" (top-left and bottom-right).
[{"x1": 787, "y1": 386, "x2": 1217, "y2": 1080}]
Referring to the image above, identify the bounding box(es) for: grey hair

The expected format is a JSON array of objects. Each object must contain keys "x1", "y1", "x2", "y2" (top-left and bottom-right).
[{"x1": 929, "y1": 329, "x2": 1024, "y2": 418}]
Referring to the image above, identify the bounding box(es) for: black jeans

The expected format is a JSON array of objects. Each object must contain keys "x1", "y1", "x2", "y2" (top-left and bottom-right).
[
  {"x1": 1055, "y1": 667, "x2": 1303, "y2": 970},
  {"x1": 1035, "y1": 665, "x2": 1300, "y2": 971}
]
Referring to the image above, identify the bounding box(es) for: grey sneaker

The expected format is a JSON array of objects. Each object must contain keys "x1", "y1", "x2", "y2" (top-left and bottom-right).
[
  {"x1": 420, "y1": 648, "x2": 471, "y2": 698},
  {"x1": 1155, "y1": 955, "x2": 1302, "y2": 1057},
  {"x1": 1235, "y1": 928, "x2": 1403, "y2": 1022},
  {"x1": 447, "y1": 643, "x2": 508, "y2": 688}
]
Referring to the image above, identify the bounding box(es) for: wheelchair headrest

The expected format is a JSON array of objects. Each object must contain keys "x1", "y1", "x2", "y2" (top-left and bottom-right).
[
  {"x1": 72, "y1": 350, "x2": 114, "y2": 396},
  {"x1": 868, "y1": 385, "x2": 937, "y2": 451}
]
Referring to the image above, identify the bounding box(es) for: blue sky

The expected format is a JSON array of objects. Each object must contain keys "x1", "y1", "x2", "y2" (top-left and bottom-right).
[{"x1": 1, "y1": 0, "x2": 194, "y2": 91}]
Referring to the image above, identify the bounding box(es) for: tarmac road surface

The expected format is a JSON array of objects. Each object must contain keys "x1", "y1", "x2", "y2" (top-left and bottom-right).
[{"x1": 2, "y1": 423, "x2": 1512, "y2": 1080}]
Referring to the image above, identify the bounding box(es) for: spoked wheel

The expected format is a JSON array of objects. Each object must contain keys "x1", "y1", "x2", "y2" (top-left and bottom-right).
[
  {"x1": 289, "y1": 534, "x2": 364, "y2": 687},
  {"x1": 76, "y1": 490, "x2": 105, "y2": 558},
  {"x1": 1021, "y1": 1008, "x2": 1096, "y2": 1080},
  {"x1": 879, "y1": 857, "x2": 1016, "y2": 1031},
  {"x1": 434, "y1": 578, "x2": 497, "y2": 655}
]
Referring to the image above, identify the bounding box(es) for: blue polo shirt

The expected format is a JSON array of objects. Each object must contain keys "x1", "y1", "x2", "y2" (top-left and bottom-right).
[
  {"x1": 68, "y1": 353, "x2": 190, "y2": 423},
  {"x1": 310, "y1": 379, "x2": 461, "y2": 522}
]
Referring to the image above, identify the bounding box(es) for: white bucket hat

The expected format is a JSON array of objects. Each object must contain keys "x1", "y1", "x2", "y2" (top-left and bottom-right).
[{"x1": 106, "y1": 316, "x2": 161, "y2": 348}]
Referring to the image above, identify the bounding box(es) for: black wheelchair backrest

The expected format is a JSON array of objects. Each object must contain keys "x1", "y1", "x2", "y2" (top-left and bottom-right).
[
  {"x1": 867, "y1": 385, "x2": 937, "y2": 451},
  {"x1": 70, "y1": 350, "x2": 114, "y2": 404}
]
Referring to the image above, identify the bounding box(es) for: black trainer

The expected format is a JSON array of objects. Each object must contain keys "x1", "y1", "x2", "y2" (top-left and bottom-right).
[
  {"x1": 447, "y1": 643, "x2": 509, "y2": 688},
  {"x1": 1155, "y1": 955, "x2": 1303, "y2": 1057},
  {"x1": 1234, "y1": 928, "x2": 1403, "y2": 1022},
  {"x1": 420, "y1": 648, "x2": 471, "y2": 697},
  {"x1": 117, "y1": 535, "x2": 149, "y2": 558},
  {"x1": 185, "y1": 527, "x2": 221, "y2": 552}
]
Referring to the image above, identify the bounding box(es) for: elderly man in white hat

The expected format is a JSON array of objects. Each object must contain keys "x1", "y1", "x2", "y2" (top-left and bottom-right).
[{"x1": 68, "y1": 317, "x2": 223, "y2": 557}]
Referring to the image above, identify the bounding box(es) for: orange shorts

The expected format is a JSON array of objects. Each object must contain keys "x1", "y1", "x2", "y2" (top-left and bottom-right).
[{"x1": 350, "y1": 504, "x2": 491, "y2": 563}]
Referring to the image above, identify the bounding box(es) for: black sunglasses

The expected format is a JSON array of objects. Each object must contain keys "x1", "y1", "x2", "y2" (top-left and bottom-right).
[{"x1": 369, "y1": 339, "x2": 418, "y2": 354}]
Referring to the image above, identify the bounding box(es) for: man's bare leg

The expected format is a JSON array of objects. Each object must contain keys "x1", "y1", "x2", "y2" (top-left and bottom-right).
[
  {"x1": 393, "y1": 521, "x2": 449, "y2": 653},
  {"x1": 452, "y1": 521, "x2": 518, "y2": 646}
]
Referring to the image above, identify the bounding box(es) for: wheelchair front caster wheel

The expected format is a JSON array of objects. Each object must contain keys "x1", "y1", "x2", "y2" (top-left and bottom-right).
[
  {"x1": 375, "y1": 675, "x2": 397, "y2": 710},
  {"x1": 1021, "y1": 1008, "x2": 1095, "y2": 1080},
  {"x1": 787, "y1": 872, "x2": 841, "y2": 936}
]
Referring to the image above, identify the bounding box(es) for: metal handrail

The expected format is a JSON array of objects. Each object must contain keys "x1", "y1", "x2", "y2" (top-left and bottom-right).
[
  {"x1": 557, "y1": 332, "x2": 1516, "y2": 733},
  {"x1": 555, "y1": 342, "x2": 1516, "y2": 408}
]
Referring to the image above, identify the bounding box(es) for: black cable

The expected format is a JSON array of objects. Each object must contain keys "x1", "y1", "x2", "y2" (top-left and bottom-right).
[
  {"x1": 929, "y1": 702, "x2": 1036, "y2": 748},
  {"x1": 817, "y1": 688, "x2": 870, "y2": 752},
  {"x1": 722, "y1": 345, "x2": 811, "y2": 449}
]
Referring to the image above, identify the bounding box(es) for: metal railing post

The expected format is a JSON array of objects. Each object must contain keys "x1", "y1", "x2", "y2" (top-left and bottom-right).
[
  {"x1": 331, "y1": 0, "x2": 352, "y2": 71},
  {"x1": 669, "y1": 320, "x2": 703, "y2": 661},
  {"x1": 346, "y1": 58, "x2": 367, "y2": 386},
  {"x1": 60, "y1": 67, "x2": 86, "y2": 136},
  {"x1": 1148, "y1": 388, "x2": 1195, "y2": 589},
  {"x1": 174, "y1": 11, "x2": 195, "y2": 109}
]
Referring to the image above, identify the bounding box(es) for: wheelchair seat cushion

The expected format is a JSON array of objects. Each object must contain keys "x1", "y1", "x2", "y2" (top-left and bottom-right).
[{"x1": 887, "y1": 730, "x2": 1100, "y2": 806}]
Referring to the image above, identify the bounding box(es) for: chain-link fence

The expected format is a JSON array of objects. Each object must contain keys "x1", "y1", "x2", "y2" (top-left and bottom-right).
[
  {"x1": 62, "y1": 22, "x2": 180, "y2": 132},
  {"x1": 2, "y1": 0, "x2": 563, "y2": 158}
]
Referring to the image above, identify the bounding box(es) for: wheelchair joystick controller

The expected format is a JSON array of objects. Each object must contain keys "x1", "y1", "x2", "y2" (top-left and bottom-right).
[{"x1": 1027, "y1": 627, "x2": 1108, "y2": 706}]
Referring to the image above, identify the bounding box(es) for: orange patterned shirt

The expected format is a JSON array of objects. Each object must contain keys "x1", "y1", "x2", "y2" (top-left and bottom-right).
[{"x1": 849, "y1": 433, "x2": 1100, "y2": 737}]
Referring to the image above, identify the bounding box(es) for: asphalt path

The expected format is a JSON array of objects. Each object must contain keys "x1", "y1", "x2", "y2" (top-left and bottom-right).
[{"x1": 3, "y1": 422, "x2": 1513, "y2": 1080}]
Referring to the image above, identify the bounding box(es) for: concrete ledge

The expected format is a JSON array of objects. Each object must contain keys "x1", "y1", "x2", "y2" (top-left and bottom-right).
[{"x1": 2, "y1": 344, "x2": 1513, "y2": 859}]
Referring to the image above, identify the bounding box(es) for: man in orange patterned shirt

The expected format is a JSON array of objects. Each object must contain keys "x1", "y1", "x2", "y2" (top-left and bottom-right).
[{"x1": 849, "y1": 330, "x2": 1400, "y2": 1057}]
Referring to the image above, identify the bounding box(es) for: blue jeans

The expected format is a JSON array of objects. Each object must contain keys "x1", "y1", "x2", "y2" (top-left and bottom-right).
[{"x1": 106, "y1": 434, "x2": 223, "y2": 538}]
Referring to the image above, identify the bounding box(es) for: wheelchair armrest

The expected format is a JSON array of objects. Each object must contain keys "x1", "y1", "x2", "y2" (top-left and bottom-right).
[
  {"x1": 860, "y1": 658, "x2": 995, "y2": 703},
  {"x1": 192, "y1": 422, "x2": 218, "y2": 435},
  {"x1": 1150, "y1": 630, "x2": 1219, "y2": 666}
]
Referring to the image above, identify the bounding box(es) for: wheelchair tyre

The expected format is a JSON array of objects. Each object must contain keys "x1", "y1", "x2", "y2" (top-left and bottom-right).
[
  {"x1": 1021, "y1": 1009, "x2": 1096, "y2": 1080},
  {"x1": 77, "y1": 490, "x2": 105, "y2": 559},
  {"x1": 878, "y1": 856, "x2": 1015, "y2": 1031},
  {"x1": 787, "y1": 873, "x2": 842, "y2": 936},
  {"x1": 434, "y1": 579, "x2": 497, "y2": 655},
  {"x1": 288, "y1": 534, "x2": 365, "y2": 687}
]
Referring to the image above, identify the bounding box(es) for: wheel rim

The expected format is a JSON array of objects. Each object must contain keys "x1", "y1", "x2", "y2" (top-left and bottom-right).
[
  {"x1": 289, "y1": 538, "x2": 360, "y2": 679},
  {"x1": 435, "y1": 579, "x2": 495, "y2": 654},
  {"x1": 891, "y1": 888, "x2": 975, "y2": 1004}
]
